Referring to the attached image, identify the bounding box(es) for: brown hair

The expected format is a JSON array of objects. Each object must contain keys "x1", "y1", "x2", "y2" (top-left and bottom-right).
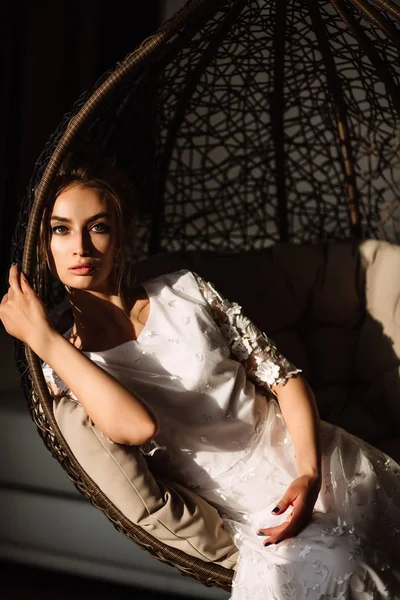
[{"x1": 38, "y1": 147, "x2": 137, "y2": 306}]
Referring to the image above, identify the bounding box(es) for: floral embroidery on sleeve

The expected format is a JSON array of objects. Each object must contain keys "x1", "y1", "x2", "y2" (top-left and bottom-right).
[
  {"x1": 192, "y1": 273, "x2": 302, "y2": 390},
  {"x1": 42, "y1": 362, "x2": 79, "y2": 402}
]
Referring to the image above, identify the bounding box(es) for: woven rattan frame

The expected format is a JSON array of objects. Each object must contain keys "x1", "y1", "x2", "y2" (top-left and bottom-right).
[
  {"x1": 11, "y1": 0, "x2": 400, "y2": 591},
  {"x1": 14, "y1": 0, "x2": 234, "y2": 591}
]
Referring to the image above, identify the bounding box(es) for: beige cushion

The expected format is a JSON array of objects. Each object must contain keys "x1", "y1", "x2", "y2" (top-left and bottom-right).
[
  {"x1": 53, "y1": 397, "x2": 238, "y2": 569},
  {"x1": 355, "y1": 240, "x2": 400, "y2": 378}
]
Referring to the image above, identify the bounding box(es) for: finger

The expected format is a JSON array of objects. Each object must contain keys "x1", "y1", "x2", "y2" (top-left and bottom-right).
[
  {"x1": 257, "y1": 525, "x2": 284, "y2": 537},
  {"x1": 8, "y1": 264, "x2": 22, "y2": 293},
  {"x1": 263, "y1": 524, "x2": 285, "y2": 546},
  {"x1": 256, "y1": 522, "x2": 290, "y2": 544},
  {"x1": 20, "y1": 271, "x2": 32, "y2": 293},
  {"x1": 257, "y1": 502, "x2": 311, "y2": 544},
  {"x1": 271, "y1": 489, "x2": 296, "y2": 515},
  {"x1": 257, "y1": 513, "x2": 292, "y2": 537},
  {"x1": 0, "y1": 294, "x2": 9, "y2": 322},
  {"x1": 273, "y1": 506, "x2": 311, "y2": 543}
]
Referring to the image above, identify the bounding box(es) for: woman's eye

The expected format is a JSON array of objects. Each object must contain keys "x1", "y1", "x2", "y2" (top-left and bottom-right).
[
  {"x1": 52, "y1": 225, "x2": 68, "y2": 235},
  {"x1": 51, "y1": 223, "x2": 109, "y2": 235},
  {"x1": 91, "y1": 223, "x2": 110, "y2": 233}
]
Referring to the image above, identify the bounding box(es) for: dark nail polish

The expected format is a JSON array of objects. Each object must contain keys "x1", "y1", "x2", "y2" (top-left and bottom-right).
[
  {"x1": 272, "y1": 507, "x2": 280, "y2": 513},
  {"x1": 264, "y1": 542, "x2": 272, "y2": 547},
  {"x1": 11, "y1": 262, "x2": 18, "y2": 267},
  {"x1": 256, "y1": 531, "x2": 265, "y2": 536}
]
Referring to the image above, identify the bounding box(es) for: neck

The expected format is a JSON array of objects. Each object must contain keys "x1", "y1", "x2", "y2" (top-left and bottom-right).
[{"x1": 66, "y1": 286, "x2": 135, "y2": 344}]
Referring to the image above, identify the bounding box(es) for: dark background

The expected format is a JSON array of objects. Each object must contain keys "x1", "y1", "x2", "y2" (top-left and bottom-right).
[{"x1": 0, "y1": 1, "x2": 161, "y2": 296}]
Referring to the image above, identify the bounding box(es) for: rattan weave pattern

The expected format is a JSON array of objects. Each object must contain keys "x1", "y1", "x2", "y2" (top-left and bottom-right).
[
  {"x1": 144, "y1": 0, "x2": 399, "y2": 256},
  {"x1": 10, "y1": 0, "x2": 400, "y2": 591}
]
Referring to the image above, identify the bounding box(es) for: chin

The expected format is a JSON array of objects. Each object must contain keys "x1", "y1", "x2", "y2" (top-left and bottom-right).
[
  {"x1": 67, "y1": 275, "x2": 112, "y2": 294},
  {"x1": 65, "y1": 274, "x2": 98, "y2": 289}
]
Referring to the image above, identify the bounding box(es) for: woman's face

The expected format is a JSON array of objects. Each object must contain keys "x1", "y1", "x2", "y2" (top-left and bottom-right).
[{"x1": 48, "y1": 184, "x2": 119, "y2": 295}]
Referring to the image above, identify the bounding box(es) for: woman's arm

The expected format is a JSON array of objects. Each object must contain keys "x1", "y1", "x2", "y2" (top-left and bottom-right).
[
  {"x1": 0, "y1": 265, "x2": 157, "y2": 446},
  {"x1": 37, "y1": 330, "x2": 157, "y2": 446},
  {"x1": 272, "y1": 376, "x2": 321, "y2": 482},
  {"x1": 257, "y1": 375, "x2": 322, "y2": 544},
  {"x1": 192, "y1": 272, "x2": 321, "y2": 542}
]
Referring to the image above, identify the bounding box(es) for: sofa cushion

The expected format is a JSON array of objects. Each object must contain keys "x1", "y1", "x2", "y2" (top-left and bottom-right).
[
  {"x1": 309, "y1": 241, "x2": 363, "y2": 326},
  {"x1": 383, "y1": 367, "x2": 400, "y2": 431},
  {"x1": 302, "y1": 327, "x2": 359, "y2": 387},
  {"x1": 269, "y1": 330, "x2": 310, "y2": 378},
  {"x1": 313, "y1": 383, "x2": 349, "y2": 421},
  {"x1": 355, "y1": 240, "x2": 400, "y2": 379},
  {"x1": 53, "y1": 396, "x2": 238, "y2": 569},
  {"x1": 136, "y1": 248, "x2": 307, "y2": 333}
]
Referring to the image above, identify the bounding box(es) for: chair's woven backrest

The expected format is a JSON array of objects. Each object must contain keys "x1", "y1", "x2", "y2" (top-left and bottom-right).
[{"x1": 11, "y1": 0, "x2": 400, "y2": 590}]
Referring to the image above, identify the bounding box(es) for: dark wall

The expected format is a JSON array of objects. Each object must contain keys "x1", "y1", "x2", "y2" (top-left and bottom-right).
[{"x1": 0, "y1": 0, "x2": 160, "y2": 295}]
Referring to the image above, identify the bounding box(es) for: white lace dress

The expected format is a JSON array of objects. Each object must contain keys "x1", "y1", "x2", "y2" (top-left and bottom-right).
[{"x1": 43, "y1": 269, "x2": 400, "y2": 599}]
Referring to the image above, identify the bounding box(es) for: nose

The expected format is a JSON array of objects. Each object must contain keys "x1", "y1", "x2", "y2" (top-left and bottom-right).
[{"x1": 73, "y1": 228, "x2": 92, "y2": 256}]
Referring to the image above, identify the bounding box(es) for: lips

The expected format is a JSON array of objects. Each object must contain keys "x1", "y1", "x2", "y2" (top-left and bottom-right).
[{"x1": 69, "y1": 265, "x2": 96, "y2": 276}]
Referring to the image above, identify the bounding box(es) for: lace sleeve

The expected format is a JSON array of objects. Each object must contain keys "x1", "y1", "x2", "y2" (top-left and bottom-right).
[
  {"x1": 41, "y1": 362, "x2": 79, "y2": 401},
  {"x1": 193, "y1": 273, "x2": 302, "y2": 391}
]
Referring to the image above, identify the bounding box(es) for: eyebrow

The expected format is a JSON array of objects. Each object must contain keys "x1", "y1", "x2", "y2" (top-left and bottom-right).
[{"x1": 50, "y1": 212, "x2": 112, "y2": 224}]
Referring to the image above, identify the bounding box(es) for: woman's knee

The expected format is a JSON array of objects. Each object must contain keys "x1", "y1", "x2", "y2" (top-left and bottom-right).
[{"x1": 315, "y1": 534, "x2": 360, "y2": 579}]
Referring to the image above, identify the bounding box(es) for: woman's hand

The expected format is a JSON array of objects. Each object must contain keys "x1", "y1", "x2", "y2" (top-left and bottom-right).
[
  {"x1": 0, "y1": 264, "x2": 54, "y2": 349},
  {"x1": 257, "y1": 474, "x2": 321, "y2": 545}
]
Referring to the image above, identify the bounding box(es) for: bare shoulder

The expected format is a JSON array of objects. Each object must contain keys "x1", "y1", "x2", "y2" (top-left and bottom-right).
[
  {"x1": 136, "y1": 298, "x2": 150, "y2": 325},
  {"x1": 133, "y1": 286, "x2": 150, "y2": 326}
]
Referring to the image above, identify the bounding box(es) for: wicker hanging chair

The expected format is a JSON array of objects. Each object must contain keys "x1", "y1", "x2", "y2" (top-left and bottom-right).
[{"x1": 11, "y1": 0, "x2": 400, "y2": 592}]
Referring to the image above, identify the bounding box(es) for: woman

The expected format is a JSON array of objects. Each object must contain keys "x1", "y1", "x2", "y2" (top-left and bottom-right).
[{"x1": 1, "y1": 154, "x2": 400, "y2": 599}]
